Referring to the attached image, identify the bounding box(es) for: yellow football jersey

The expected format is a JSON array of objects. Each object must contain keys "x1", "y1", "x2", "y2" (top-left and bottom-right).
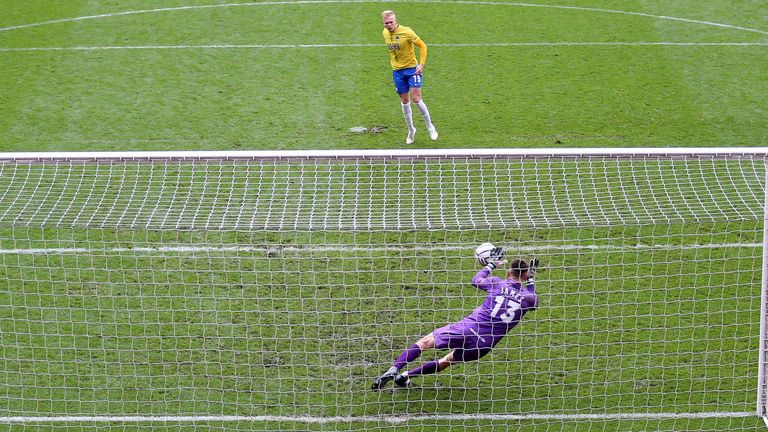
[{"x1": 382, "y1": 25, "x2": 427, "y2": 70}]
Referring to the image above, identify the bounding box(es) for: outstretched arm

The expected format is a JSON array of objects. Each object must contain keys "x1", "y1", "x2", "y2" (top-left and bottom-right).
[
  {"x1": 471, "y1": 266, "x2": 496, "y2": 291},
  {"x1": 472, "y1": 246, "x2": 506, "y2": 290},
  {"x1": 525, "y1": 277, "x2": 536, "y2": 294},
  {"x1": 525, "y1": 258, "x2": 540, "y2": 294},
  {"x1": 521, "y1": 259, "x2": 539, "y2": 311},
  {"x1": 472, "y1": 265, "x2": 505, "y2": 292}
]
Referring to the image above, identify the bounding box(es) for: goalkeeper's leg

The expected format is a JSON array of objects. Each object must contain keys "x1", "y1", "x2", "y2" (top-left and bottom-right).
[
  {"x1": 371, "y1": 366, "x2": 399, "y2": 390},
  {"x1": 371, "y1": 343, "x2": 423, "y2": 390},
  {"x1": 394, "y1": 351, "x2": 455, "y2": 387},
  {"x1": 396, "y1": 347, "x2": 491, "y2": 386},
  {"x1": 371, "y1": 334, "x2": 435, "y2": 390}
]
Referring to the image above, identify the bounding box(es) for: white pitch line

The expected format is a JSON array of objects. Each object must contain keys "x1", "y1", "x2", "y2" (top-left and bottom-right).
[
  {"x1": 468, "y1": 0, "x2": 768, "y2": 36},
  {"x1": 0, "y1": 411, "x2": 754, "y2": 424},
  {"x1": 440, "y1": 42, "x2": 768, "y2": 46},
  {"x1": 0, "y1": 243, "x2": 759, "y2": 255},
  {"x1": 0, "y1": 42, "x2": 766, "y2": 52},
  {"x1": 0, "y1": 44, "x2": 380, "y2": 51},
  {"x1": 0, "y1": 0, "x2": 766, "y2": 36}
]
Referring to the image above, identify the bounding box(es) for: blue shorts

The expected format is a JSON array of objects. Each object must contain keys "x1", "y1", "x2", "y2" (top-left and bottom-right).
[{"x1": 392, "y1": 67, "x2": 423, "y2": 95}]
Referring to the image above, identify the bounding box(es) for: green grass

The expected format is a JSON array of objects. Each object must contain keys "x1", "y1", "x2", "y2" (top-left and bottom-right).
[
  {"x1": 1, "y1": 222, "x2": 765, "y2": 430},
  {"x1": 0, "y1": 0, "x2": 766, "y2": 151},
  {"x1": 1, "y1": 1, "x2": 767, "y2": 431}
]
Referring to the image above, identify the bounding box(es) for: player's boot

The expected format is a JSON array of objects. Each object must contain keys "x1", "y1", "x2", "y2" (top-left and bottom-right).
[
  {"x1": 427, "y1": 124, "x2": 438, "y2": 141},
  {"x1": 394, "y1": 373, "x2": 412, "y2": 388},
  {"x1": 371, "y1": 367, "x2": 399, "y2": 390},
  {"x1": 406, "y1": 127, "x2": 416, "y2": 145}
]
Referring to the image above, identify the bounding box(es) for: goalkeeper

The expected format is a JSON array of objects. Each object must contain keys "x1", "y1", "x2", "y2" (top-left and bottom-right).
[{"x1": 371, "y1": 247, "x2": 539, "y2": 390}]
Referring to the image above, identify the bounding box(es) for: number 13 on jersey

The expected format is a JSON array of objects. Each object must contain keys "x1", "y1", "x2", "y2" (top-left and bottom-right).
[{"x1": 491, "y1": 296, "x2": 522, "y2": 323}]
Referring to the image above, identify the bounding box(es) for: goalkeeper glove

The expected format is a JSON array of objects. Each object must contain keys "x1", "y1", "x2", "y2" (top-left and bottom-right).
[
  {"x1": 526, "y1": 257, "x2": 540, "y2": 284},
  {"x1": 524, "y1": 257, "x2": 539, "y2": 292},
  {"x1": 485, "y1": 246, "x2": 507, "y2": 270},
  {"x1": 528, "y1": 257, "x2": 540, "y2": 275}
]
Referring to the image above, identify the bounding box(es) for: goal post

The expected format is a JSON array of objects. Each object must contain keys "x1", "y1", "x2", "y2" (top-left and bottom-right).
[
  {"x1": 1, "y1": 148, "x2": 767, "y2": 431},
  {"x1": 759, "y1": 161, "x2": 768, "y2": 421}
]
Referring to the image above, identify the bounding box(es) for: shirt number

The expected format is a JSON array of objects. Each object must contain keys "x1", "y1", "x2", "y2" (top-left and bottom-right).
[{"x1": 491, "y1": 296, "x2": 522, "y2": 324}]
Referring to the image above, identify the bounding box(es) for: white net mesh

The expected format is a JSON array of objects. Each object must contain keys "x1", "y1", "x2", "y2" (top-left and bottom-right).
[
  {"x1": 0, "y1": 150, "x2": 765, "y2": 431},
  {"x1": 1, "y1": 154, "x2": 763, "y2": 229}
]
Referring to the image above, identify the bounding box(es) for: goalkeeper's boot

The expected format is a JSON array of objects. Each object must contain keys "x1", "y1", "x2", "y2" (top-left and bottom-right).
[
  {"x1": 371, "y1": 367, "x2": 399, "y2": 390},
  {"x1": 427, "y1": 124, "x2": 438, "y2": 141},
  {"x1": 406, "y1": 127, "x2": 416, "y2": 145},
  {"x1": 394, "y1": 373, "x2": 412, "y2": 388}
]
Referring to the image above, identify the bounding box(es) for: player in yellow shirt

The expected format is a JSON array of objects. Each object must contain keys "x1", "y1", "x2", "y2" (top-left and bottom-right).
[{"x1": 382, "y1": 10, "x2": 438, "y2": 145}]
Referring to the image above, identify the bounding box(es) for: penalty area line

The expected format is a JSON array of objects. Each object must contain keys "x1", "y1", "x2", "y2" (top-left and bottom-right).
[
  {"x1": 0, "y1": 411, "x2": 755, "y2": 424},
  {"x1": 0, "y1": 42, "x2": 767, "y2": 51},
  {"x1": 0, "y1": 0, "x2": 766, "y2": 37}
]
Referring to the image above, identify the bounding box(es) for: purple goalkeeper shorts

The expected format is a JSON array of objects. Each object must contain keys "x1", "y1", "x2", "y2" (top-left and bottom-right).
[{"x1": 432, "y1": 322, "x2": 500, "y2": 362}]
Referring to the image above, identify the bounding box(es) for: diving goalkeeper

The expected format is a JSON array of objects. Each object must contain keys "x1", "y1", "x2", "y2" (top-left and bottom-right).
[{"x1": 371, "y1": 248, "x2": 539, "y2": 390}]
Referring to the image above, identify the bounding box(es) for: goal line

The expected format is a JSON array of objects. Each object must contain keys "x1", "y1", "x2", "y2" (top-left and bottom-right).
[
  {"x1": 0, "y1": 411, "x2": 755, "y2": 424},
  {"x1": 0, "y1": 242, "x2": 760, "y2": 255}
]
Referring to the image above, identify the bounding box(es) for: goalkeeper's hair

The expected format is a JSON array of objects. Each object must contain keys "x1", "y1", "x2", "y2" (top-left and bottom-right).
[{"x1": 509, "y1": 258, "x2": 529, "y2": 279}]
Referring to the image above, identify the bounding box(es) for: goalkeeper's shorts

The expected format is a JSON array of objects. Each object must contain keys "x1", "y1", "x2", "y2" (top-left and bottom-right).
[{"x1": 432, "y1": 322, "x2": 502, "y2": 362}]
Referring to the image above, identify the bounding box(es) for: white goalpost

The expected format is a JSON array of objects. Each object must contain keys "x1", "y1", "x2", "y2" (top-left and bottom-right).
[{"x1": 1, "y1": 148, "x2": 767, "y2": 431}]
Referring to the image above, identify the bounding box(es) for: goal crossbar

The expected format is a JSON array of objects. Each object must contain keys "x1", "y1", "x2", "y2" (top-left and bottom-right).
[{"x1": 1, "y1": 147, "x2": 768, "y2": 162}]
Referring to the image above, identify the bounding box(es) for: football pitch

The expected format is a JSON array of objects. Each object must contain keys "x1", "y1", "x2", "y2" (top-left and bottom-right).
[
  {"x1": 0, "y1": 0, "x2": 767, "y2": 151},
  {"x1": 1, "y1": 1, "x2": 767, "y2": 431}
]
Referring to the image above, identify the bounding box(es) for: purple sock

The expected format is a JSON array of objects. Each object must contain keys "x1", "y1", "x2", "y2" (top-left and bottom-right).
[
  {"x1": 408, "y1": 360, "x2": 441, "y2": 377},
  {"x1": 393, "y1": 344, "x2": 422, "y2": 370}
]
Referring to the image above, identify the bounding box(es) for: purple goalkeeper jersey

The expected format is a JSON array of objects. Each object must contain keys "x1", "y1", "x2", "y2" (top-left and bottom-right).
[{"x1": 433, "y1": 267, "x2": 538, "y2": 354}]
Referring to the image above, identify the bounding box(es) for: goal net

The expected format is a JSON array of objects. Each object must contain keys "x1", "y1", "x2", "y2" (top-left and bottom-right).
[{"x1": 0, "y1": 149, "x2": 766, "y2": 431}]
